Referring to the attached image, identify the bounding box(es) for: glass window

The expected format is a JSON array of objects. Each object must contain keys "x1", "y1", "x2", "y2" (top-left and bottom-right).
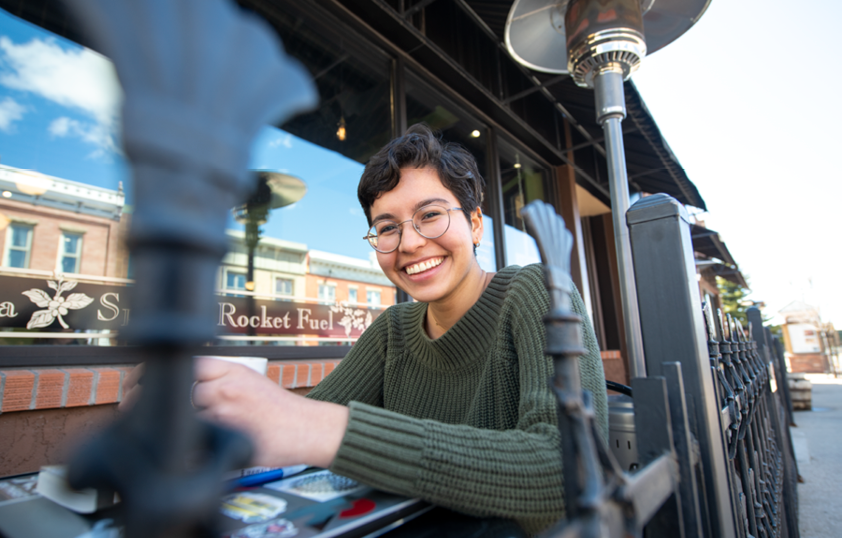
[
  {"x1": 59, "y1": 232, "x2": 83, "y2": 273},
  {"x1": 4, "y1": 223, "x2": 33, "y2": 268},
  {"x1": 318, "y1": 283, "x2": 336, "y2": 304},
  {"x1": 366, "y1": 289, "x2": 381, "y2": 306},
  {"x1": 275, "y1": 277, "x2": 293, "y2": 297},
  {"x1": 0, "y1": 10, "x2": 129, "y2": 346},
  {"x1": 210, "y1": 7, "x2": 396, "y2": 344},
  {"x1": 226, "y1": 270, "x2": 246, "y2": 291},
  {"x1": 404, "y1": 71, "x2": 496, "y2": 272},
  {"x1": 0, "y1": 6, "x2": 398, "y2": 347},
  {"x1": 348, "y1": 287, "x2": 358, "y2": 304},
  {"x1": 498, "y1": 137, "x2": 551, "y2": 267}
]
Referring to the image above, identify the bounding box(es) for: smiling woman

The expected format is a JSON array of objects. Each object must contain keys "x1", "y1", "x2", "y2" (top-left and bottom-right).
[{"x1": 125, "y1": 122, "x2": 609, "y2": 534}]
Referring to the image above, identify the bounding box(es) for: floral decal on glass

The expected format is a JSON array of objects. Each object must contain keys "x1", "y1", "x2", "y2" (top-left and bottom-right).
[
  {"x1": 22, "y1": 280, "x2": 94, "y2": 329},
  {"x1": 329, "y1": 302, "x2": 373, "y2": 338}
]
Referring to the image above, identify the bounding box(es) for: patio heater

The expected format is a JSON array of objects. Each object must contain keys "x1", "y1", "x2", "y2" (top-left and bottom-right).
[
  {"x1": 234, "y1": 171, "x2": 306, "y2": 338},
  {"x1": 505, "y1": 0, "x2": 710, "y2": 378}
]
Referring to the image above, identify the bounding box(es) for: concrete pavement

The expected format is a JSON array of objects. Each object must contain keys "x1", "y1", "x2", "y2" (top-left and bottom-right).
[{"x1": 792, "y1": 374, "x2": 842, "y2": 538}]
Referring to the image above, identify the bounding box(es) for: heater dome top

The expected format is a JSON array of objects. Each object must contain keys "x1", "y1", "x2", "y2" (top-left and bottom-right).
[{"x1": 504, "y1": 0, "x2": 711, "y2": 76}]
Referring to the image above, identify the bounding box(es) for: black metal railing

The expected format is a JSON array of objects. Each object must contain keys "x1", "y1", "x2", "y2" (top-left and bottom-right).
[{"x1": 524, "y1": 201, "x2": 691, "y2": 538}]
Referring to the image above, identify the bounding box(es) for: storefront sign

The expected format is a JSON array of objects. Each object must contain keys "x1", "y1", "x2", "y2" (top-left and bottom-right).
[{"x1": 0, "y1": 275, "x2": 380, "y2": 338}]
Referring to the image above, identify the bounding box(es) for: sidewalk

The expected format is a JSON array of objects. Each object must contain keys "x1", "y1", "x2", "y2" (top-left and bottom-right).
[{"x1": 792, "y1": 374, "x2": 842, "y2": 538}]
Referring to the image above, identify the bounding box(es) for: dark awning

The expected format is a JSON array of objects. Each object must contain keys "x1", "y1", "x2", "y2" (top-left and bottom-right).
[{"x1": 691, "y1": 224, "x2": 748, "y2": 289}]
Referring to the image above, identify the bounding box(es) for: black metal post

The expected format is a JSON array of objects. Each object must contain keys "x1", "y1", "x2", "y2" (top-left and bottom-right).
[{"x1": 627, "y1": 193, "x2": 737, "y2": 538}]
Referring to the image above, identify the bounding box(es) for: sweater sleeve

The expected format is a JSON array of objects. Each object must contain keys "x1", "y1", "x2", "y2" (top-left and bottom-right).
[
  {"x1": 327, "y1": 268, "x2": 607, "y2": 535},
  {"x1": 305, "y1": 309, "x2": 389, "y2": 407}
]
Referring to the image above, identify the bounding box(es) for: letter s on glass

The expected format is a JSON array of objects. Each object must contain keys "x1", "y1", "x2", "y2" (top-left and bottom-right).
[{"x1": 97, "y1": 293, "x2": 120, "y2": 321}]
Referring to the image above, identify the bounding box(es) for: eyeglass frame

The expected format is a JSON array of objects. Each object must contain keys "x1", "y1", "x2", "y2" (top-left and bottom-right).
[{"x1": 362, "y1": 205, "x2": 467, "y2": 253}]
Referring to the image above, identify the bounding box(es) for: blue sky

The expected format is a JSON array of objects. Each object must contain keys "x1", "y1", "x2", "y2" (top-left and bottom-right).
[
  {"x1": 633, "y1": 0, "x2": 842, "y2": 326},
  {"x1": 0, "y1": 10, "x2": 126, "y2": 187}
]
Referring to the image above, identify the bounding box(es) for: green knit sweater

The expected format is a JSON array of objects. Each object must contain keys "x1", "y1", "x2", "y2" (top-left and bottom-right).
[{"x1": 307, "y1": 264, "x2": 608, "y2": 534}]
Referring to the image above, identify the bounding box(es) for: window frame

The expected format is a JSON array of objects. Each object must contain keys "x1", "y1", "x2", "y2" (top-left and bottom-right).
[
  {"x1": 274, "y1": 277, "x2": 294, "y2": 298},
  {"x1": 366, "y1": 288, "x2": 381, "y2": 306},
  {"x1": 3, "y1": 222, "x2": 34, "y2": 269},
  {"x1": 58, "y1": 231, "x2": 84, "y2": 274},
  {"x1": 223, "y1": 267, "x2": 247, "y2": 292},
  {"x1": 317, "y1": 282, "x2": 337, "y2": 304}
]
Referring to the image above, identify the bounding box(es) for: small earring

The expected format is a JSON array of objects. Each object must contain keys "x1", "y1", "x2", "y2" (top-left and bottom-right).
[{"x1": 474, "y1": 241, "x2": 480, "y2": 248}]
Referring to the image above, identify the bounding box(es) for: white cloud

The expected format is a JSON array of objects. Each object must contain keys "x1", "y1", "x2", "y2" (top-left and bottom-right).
[
  {"x1": 48, "y1": 116, "x2": 120, "y2": 159},
  {"x1": 0, "y1": 36, "x2": 121, "y2": 122},
  {"x1": 0, "y1": 96, "x2": 25, "y2": 131},
  {"x1": 0, "y1": 36, "x2": 122, "y2": 156}
]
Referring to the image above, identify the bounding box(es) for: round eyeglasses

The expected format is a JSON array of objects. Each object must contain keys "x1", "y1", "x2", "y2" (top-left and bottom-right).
[{"x1": 363, "y1": 205, "x2": 464, "y2": 253}]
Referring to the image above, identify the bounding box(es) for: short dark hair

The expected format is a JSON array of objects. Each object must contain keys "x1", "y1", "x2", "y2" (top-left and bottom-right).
[{"x1": 358, "y1": 123, "x2": 485, "y2": 226}]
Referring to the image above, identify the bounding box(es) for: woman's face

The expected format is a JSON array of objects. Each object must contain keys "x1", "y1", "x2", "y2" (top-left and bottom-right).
[{"x1": 369, "y1": 168, "x2": 483, "y2": 305}]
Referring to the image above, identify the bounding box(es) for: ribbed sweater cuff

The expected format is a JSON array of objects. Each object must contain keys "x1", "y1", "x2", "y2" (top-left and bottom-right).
[{"x1": 329, "y1": 401, "x2": 423, "y2": 496}]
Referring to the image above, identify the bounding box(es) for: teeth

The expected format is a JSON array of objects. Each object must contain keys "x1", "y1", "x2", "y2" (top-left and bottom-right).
[{"x1": 406, "y1": 258, "x2": 442, "y2": 275}]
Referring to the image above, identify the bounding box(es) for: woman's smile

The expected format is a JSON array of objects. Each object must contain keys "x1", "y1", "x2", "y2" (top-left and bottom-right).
[
  {"x1": 370, "y1": 168, "x2": 485, "y2": 309},
  {"x1": 404, "y1": 256, "x2": 444, "y2": 275}
]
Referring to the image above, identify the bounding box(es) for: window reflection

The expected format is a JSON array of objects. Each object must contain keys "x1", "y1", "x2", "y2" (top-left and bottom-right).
[
  {"x1": 60, "y1": 232, "x2": 82, "y2": 273},
  {"x1": 216, "y1": 9, "x2": 396, "y2": 344},
  {"x1": 404, "y1": 71, "x2": 496, "y2": 272},
  {"x1": 0, "y1": 8, "x2": 395, "y2": 346},
  {"x1": 499, "y1": 137, "x2": 550, "y2": 267},
  {"x1": 4, "y1": 223, "x2": 32, "y2": 268},
  {"x1": 0, "y1": 11, "x2": 128, "y2": 345}
]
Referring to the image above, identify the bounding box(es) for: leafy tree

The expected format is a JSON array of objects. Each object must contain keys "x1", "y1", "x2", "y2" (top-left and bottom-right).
[
  {"x1": 717, "y1": 276, "x2": 750, "y2": 327},
  {"x1": 716, "y1": 276, "x2": 780, "y2": 340}
]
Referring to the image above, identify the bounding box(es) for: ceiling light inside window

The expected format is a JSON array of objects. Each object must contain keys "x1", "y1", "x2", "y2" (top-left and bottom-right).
[
  {"x1": 337, "y1": 117, "x2": 347, "y2": 141},
  {"x1": 470, "y1": 130, "x2": 481, "y2": 138}
]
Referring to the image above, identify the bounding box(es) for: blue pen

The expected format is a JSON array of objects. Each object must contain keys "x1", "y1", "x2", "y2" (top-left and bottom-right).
[{"x1": 231, "y1": 465, "x2": 309, "y2": 488}]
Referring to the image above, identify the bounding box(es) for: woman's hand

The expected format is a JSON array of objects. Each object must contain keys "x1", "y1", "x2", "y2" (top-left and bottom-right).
[
  {"x1": 191, "y1": 357, "x2": 349, "y2": 468},
  {"x1": 118, "y1": 362, "x2": 145, "y2": 412}
]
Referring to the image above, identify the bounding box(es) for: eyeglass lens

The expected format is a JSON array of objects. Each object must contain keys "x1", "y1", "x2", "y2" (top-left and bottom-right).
[{"x1": 367, "y1": 205, "x2": 453, "y2": 253}]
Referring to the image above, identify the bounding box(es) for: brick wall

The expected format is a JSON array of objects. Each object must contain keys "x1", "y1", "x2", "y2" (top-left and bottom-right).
[
  {"x1": 0, "y1": 359, "x2": 341, "y2": 475},
  {"x1": 0, "y1": 359, "x2": 341, "y2": 415},
  {"x1": 601, "y1": 350, "x2": 628, "y2": 388},
  {"x1": 788, "y1": 353, "x2": 830, "y2": 374}
]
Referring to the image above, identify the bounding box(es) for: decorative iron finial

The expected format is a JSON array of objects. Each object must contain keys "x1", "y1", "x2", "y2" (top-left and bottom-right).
[
  {"x1": 521, "y1": 200, "x2": 575, "y2": 311},
  {"x1": 715, "y1": 308, "x2": 726, "y2": 342}
]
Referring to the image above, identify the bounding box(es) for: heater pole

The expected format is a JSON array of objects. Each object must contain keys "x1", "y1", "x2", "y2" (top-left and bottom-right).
[{"x1": 593, "y1": 65, "x2": 647, "y2": 378}]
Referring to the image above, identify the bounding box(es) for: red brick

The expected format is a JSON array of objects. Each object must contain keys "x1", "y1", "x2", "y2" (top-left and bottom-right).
[
  {"x1": 93, "y1": 368, "x2": 121, "y2": 404},
  {"x1": 309, "y1": 363, "x2": 325, "y2": 386},
  {"x1": 34, "y1": 369, "x2": 67, "y2": 410},
  {"x1": 64, "y1": 368, "x2": 94, "y2": 407},
  {"x1": 112, "y1": 366, "x2": 135, "y2": 401},
  {"x1": 294, "y1": 363, "x2": 311, "y2": 388},
  {"x1": 266, "y1": 363, "x2": 281, "y2": 385},
  {"x1": 0, "y1": 370, "x2": 36, "y2": 412},
  {"x1": 280, "y1": 364, "x2": 297, "y2": 389}
]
